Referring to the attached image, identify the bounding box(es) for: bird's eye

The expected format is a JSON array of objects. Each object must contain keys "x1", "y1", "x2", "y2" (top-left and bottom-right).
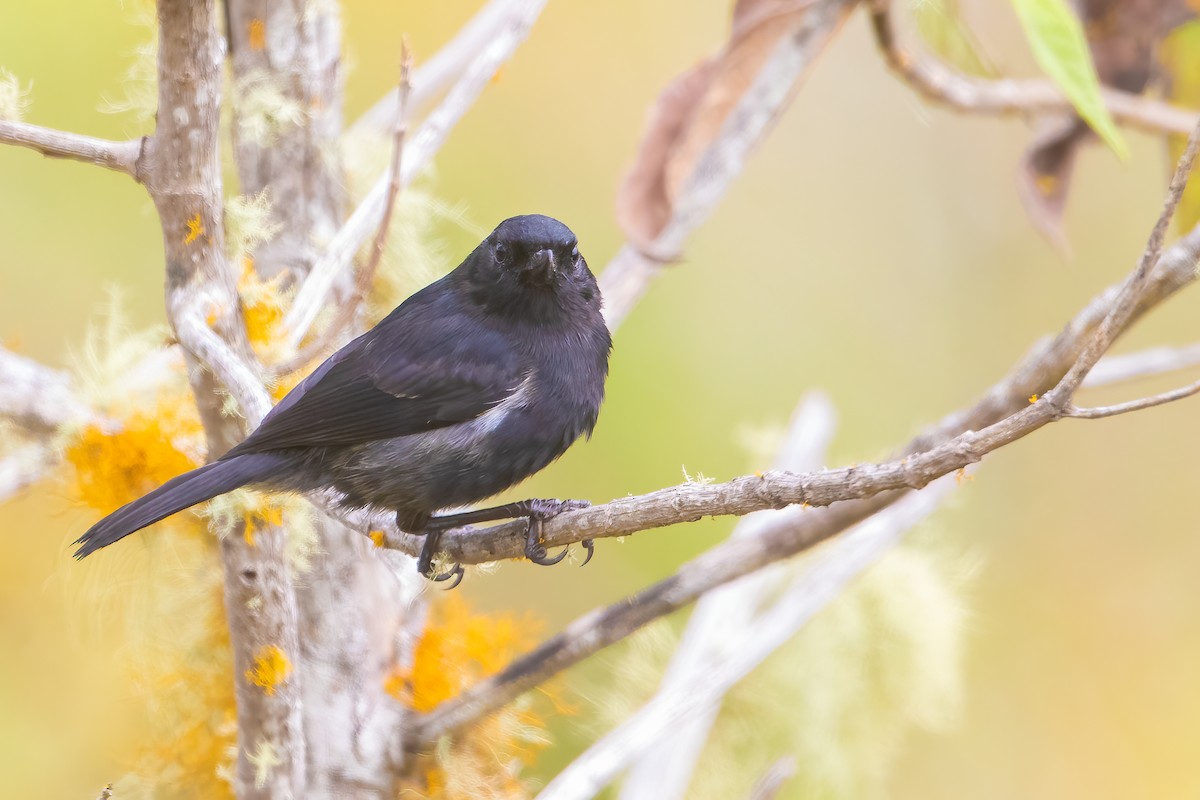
[
  {"x1": 570, "y1": 244, "x2": 580, "y2": 260},
  {"x1": 493, "y1": 242, "x2": 512, "y2": 266}
]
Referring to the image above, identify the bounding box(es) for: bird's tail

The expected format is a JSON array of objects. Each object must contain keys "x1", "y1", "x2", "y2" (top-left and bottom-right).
[{"x1": 73, "y1": 453, "x2": 287, "y2": 558}]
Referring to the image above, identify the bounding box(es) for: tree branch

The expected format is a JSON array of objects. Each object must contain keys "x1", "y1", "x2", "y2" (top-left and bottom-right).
[
  {"x1": 1086, "y1": 343, "x2": 1200, "y2": 388},
  {"x1": 867, "y1": 0, "x2": 1198, "y2": 135},
  {"x1": 538, "y1": 480, "x2": 952, "y2": 800},
  {"x1": 146, "y1": 2, "x2": 305, "y2": 796},
  {"x1": 274, "y1": 46, "x2": 415, "y2": 375},
  {"x1": 404, "y1": 138, "x2": 1200, "y2": 743},
  {"x1": 0, "y1": 119, "x2": 143, "y2": 177},
  {"x1": 351, "y1": 0, "x2": 536, "y2": 135},
  {"x1": 0, "y1": 442, "x2": 56, "y2": 502},
  {"x1": 618, "y1": 394, "x2": 836, "y2": 800},
  {"x1": 282, "y1": 0, "x2": 550, "y2": 348},
  {"x1": 0, "y1": 345, "x2": 99, "y2": 435}
]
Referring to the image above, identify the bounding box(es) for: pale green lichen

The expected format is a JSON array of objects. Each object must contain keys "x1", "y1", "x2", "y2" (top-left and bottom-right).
[
  {"x1": 0, "y1": 67, "x2": 30, "y2": 122},
  {"x1": 234, "y1": 70, "x2": 305, "y2": 148},
  {"x1": 66, "y1": 289, "x2": 174, "y2": 418},
  {"x1": 99, "y1": 8, "x2": 157, "y2": 121},
  {"x1": 601, "y1": 537, "x2": 972, "y2": 800},
  {"x1": 225, "y1": 190, "x2": 283, "y2": 262}
]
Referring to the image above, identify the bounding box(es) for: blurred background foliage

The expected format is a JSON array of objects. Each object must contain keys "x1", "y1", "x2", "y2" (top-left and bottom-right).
[{"x1": 3, "y1": 1, "x2": 1200, "y2": 798}]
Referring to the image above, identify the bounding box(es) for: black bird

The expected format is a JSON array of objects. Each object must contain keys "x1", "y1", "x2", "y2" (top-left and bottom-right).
[{"x1": 74, "y1": 215, "x2": 612, "y2": 586}]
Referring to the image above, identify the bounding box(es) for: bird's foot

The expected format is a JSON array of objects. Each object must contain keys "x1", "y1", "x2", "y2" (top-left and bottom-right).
[
  {"x1": 522, "y1": 499, "x2": 591, "y2": 567},
  {"x1": 416, "y1": 526, "x2": 464, "y2": 589},
  {"x1": 427, "y1": 561, "x2": 465, "y2": 590}
]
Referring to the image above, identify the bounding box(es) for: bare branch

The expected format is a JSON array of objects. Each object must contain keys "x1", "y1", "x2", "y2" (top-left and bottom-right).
[
  {"x1": 405, "y1": 175, "x2": 1200, "y2": 744},
  {"x1": 1067, "y1": 378, "x2": 1200, "y2": 419},
  {"x1": 867, "y1": 0, "x2": 1197, "y2": 136},
  {"x1": 1044, "y1": 117, "x2": 1200, "y2": 402},
  {"x1": 0, "y1": 442, "x2": 55, "y2": 503},
  {"x1": 0, "y1": 346, "x2": 98, "y2": 435},
  {"x1": 275, "y1": 45, "x2": 415, "y2": 375},
  {"x1": 0, "y1": 119, "x2": 142, "y2": 177},
  {"x1": 552, "y1": 485, "x2": 954, "y2": 800},
  {"x1": 1086, "y1": 343, "x2": 1200, "y2": 388},
  {"x1": 352, "y1": 0, "x2": 534, "y2": 134},
  {"x1": 619, "y1": 394, "x2": 837, "y2": 800},
  {"x1": 600, "y1": 0, "x2": 854, "y2": 330},
  {"x1": 282, "y1": 0, "x2": 550, "y2": 349},
  {"x1": 173, "y1": 306, "x2": 273, "y2": 426}
]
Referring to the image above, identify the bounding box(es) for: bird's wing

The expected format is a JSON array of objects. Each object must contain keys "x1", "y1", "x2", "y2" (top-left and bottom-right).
[{"x1": 224, "y1": 296, "x2": 522, "y2": 456}]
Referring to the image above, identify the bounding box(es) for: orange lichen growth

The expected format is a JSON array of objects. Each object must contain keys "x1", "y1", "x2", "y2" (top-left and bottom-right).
[
  {"x1": 184, "y1": 213, "x2": 205, "y2": 244},
  {"x1": 122, "y1": 567, "x2": 237, "y2": 800},
  {"x1": 1029, "y1": 393, "x2": 1039, "y2": 403},
  {"x1": 237, "y1": 259, "x2": 289, "y2": 359},
  {"x1": 369, "y1": 530, "x2": 386, "y2": 548},
  {"x1": 248, "y1": 18, "x2": 266, "y2": 50},
  {"x1": 270, "y1": 366, "x2": 306, "y2": 402},
  {"x1": 65, "y1": 392, "x2": 202, "y2": 515},
  {"x1": 389, "y1": 594, "x2": 563, "y2": 799},
  {"x1": 241, "y1": 497, "x2": 285, "y2": 547},
  {"x1": 246, "y1": 644, "x2": 292, "y2": 696}
]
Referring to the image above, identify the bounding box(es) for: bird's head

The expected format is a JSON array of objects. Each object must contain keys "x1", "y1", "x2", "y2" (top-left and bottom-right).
[{"x1": 461, "y1": 215, "x2": 602, "y2": 323}]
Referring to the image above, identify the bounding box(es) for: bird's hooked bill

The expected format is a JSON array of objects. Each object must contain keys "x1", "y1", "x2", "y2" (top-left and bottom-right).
[{"x1": 524, "y1": 248, "x2": 557, "y2": 283}]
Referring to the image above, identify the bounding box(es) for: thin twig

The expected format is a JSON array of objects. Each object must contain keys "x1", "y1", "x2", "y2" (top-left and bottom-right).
[
  {"x1": 351, "y1": 0, "x2": 530, "y2": 134},
  {"x1": 275, "y1": 42, "x2": 415, "y2": 374},
  {"x1": 1066, "y1": 378, "x2": 1200, "y2": 419},
  {"x1": 867, "y1": 0, "x2": 1198, "y2": 136},
  {"x1": 282, "y1": 0, "x2": 549, "y2": 349},
  {"x1": 1045, "y1": 117, "x2": 1200, "y2": 404},
  {"x1": 0, "y1": 119, "x2": 143, "y2": 178}
]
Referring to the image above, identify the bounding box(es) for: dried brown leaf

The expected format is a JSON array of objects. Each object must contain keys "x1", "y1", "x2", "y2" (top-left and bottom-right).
[{"x1": 616, "y1": 0, "x2": 817, "y2": 252}]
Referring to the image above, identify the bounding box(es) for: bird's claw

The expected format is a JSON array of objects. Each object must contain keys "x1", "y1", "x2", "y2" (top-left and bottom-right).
[
  {"x1": 580, "y1": 538, "x2": 594, "y2": 567},
  {"x1": 523, "y1": 500, "x2": 592, "y2": 567},
  {"x1": 526, "y1": 542, "x2": 570, "y2": 566},
  {"x1": 429, "y1": 562, "x2": 465, "y2": 590}
]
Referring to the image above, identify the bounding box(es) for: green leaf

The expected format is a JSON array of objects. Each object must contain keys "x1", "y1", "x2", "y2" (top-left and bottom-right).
[{"x1": 1011, "y1": 0, "x2": 1128, "y2": 159}]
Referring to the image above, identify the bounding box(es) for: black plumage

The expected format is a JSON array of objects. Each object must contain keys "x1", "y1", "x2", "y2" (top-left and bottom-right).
[{"x1": 74, "y1": 214, "x2": 612, "y2": 583}]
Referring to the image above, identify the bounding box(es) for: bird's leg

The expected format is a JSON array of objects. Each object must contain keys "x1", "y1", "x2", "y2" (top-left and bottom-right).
[
  {"x1": 424, "y1": 498, "x2": 593, "y2": 567},
  {"x1": 397, "y1": 510, "x2": 464, "y2": 589}
]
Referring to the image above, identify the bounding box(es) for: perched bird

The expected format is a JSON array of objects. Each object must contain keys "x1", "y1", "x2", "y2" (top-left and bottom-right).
[{"x1": 74, "y1": 214, "x2": 612, "y2": 586}]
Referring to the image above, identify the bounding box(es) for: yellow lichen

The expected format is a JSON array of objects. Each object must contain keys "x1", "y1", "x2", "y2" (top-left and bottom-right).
[
  {"x1": 388, "y1": 594, "x2": 562, "y2": 799},
  {"x1": 184, "y1": 213, "x2": 205, "y2": 244},
  {"x1": 116, "y1": 551, "x2": 238, "y2": 800},
  {"x1": 369, "y1": 530, "x2": 386, "y2": 548},
  {"x1": 246, "y1": 645, "x2": 292, "y2": 696},
  {"x1": 65, "y1": 391, "x2": 202, "y2": 516},
  {"x1": 238, "y1": 259, "x2": 290, "y2": 360},
  {"x1": 248, "y1": 19, "x2": 266, "y2": 50}
]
